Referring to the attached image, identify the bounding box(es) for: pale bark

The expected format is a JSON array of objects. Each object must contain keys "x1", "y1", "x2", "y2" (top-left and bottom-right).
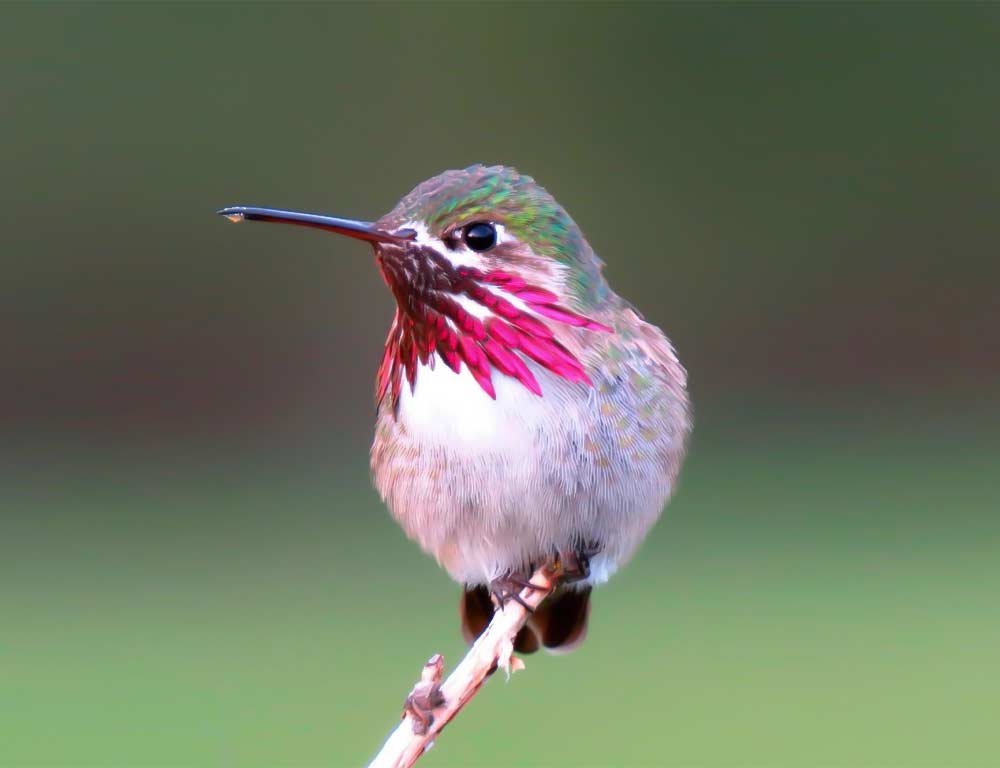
[{"x1": 367, "y1": 565, "x2": 557, "y2": 768}]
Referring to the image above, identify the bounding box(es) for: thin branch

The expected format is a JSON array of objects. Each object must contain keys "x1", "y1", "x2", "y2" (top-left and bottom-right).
[{"x1": 368, "y1": 565, "x2": 558, "y2": 768}]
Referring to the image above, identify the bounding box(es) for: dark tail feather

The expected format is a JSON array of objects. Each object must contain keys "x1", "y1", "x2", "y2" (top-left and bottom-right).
[
  {"x1": 459, "y1": 585, "x2": 492, "y2": 644},
  {"x1": 531, "y1": 586, "x2": 591, "y2": 652},
  {"x1": 460, "y1": 585, "x2": 591, "y2": 655}
]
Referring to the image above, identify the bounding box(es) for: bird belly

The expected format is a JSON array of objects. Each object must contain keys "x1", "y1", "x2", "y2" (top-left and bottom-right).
[{"x1": 370, "y1": 355, "x2": 682, "y2": 586}]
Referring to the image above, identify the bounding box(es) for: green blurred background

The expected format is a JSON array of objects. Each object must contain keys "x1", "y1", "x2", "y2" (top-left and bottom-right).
[{"x1": 3, "y1": 3, "x2": 999, "y2": 766}]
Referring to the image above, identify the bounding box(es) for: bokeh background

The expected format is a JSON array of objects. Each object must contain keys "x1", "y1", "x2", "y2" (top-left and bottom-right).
[{"x1": 3, "y1": 3, "x2": 999, "y2": 766}]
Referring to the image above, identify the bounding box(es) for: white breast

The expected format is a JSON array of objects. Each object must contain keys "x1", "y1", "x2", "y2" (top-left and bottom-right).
[
  {"x1": 396, "y1": 354, "x2": 551, "y2": 453},
  {"x1": 377, "y1": 349, "x2": 673, "y2": 588}
]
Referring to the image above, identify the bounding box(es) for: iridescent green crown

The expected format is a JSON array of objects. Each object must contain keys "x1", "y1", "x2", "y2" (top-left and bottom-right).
[{"x1": 381, "y1": 165, "x2": 608, "y2": 305}]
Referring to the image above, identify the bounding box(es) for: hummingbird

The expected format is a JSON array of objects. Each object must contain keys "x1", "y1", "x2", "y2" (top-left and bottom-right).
[{"x1": 219, "y1": 165, "x2": 691, "y2": 654}]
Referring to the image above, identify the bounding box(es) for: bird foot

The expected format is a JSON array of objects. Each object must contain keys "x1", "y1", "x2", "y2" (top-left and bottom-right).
[
  {"x1": 547, "y1": 540, "x2": 601, "y2": 584},
  {"x1": 403, "y1": 654, "x2": 446, "y2": 735},
  {"x1": 489, "y1": 571, "x2": 547, "y2": 612}
]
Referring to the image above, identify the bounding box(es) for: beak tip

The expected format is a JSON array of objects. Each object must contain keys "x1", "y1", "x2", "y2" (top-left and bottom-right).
[
  {"x1": 212, "y1": 205, "x2": 408, "y2": 244},
  {"x1": 217, "y1": 206, "x2": 246, "y2": 223}
]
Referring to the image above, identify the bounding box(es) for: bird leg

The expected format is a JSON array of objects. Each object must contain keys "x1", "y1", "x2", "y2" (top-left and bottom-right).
[
  {"x1": 549, "y1": 540, "x2": 602, "y2": 583},
  {"x1": 489, "y1": 540, "x2": 600, "y2": 611},
  {"x1": 489, "y1": 571, "x2": 547, "y2": 612}
]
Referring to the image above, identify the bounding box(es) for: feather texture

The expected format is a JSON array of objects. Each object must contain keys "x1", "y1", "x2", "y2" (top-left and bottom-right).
[
  {"x1": 368, "y1": 166, "x2": 691, "y2": 651},
  {"x1": 373, "y1": 250, "x2": 611, "y2": 409}
]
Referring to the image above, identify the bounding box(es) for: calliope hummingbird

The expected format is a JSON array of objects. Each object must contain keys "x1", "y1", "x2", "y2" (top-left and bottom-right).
[{"x1": 219, "y1": 165, "x2": 691, "y2": 652}]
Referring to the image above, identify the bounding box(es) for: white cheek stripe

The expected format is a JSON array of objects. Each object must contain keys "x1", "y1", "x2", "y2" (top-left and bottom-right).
[
  {"x1": 399, "y1": 220, "x2": 563, "y2": 320},
  {"x1": 401, "y1": 220, "x2": 482, "y2": 269}
]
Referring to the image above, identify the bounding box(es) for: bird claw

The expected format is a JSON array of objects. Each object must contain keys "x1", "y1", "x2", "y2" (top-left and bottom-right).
[
  {"x1": 547, "y1": 540, "x2": 601, "y2": 583},
  {"x1": 489, "y1": 572, "x2": 546, "y2": 612},
  {"x1": 490, "y1": 546, "x2": 599, "y2": 610},
  {"x1": 403, "y1": 654, "x2": 446, "y2": 735}
]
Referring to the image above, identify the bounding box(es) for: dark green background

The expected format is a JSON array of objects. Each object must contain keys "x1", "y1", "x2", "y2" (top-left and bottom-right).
[{"x1": 3, "y1": 3, "x2": 998, "y2": 766}]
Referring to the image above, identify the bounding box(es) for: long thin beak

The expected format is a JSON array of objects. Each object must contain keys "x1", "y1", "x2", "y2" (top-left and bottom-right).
[{"x1": 216, "y1": 206, "x2": 414, "y2": 244}]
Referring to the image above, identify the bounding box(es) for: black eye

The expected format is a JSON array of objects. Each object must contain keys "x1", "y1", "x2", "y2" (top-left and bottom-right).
[{"x1": 462, "y1": 222, "x2": 496, "y2": 252}]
